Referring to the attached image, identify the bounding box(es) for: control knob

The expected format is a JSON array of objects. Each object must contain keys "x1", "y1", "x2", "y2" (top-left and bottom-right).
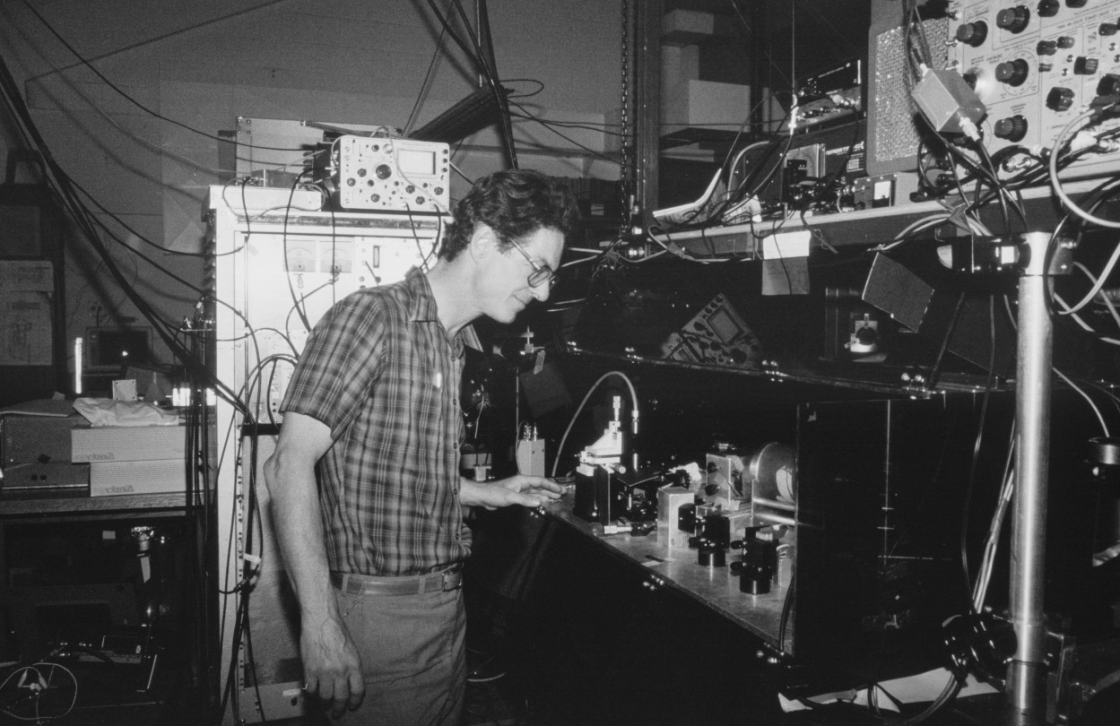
[
  {"x1": 956, "y1": 21, "x2": 988, "y2": 46},
  {"x1": 1066, "y1": 0, "x2": 1088, "y2": 8},
  {"x1": 1047, "y1": 86, "x2": 1076, "y2": 111},
  {"x1": 1057, "y1": 36, "x2": 1076, "y2": 49},
  {"x1": 996, "y1": 58, "x2": 1031, "y2": 86},
  {"x1": 1075, "y1": 56, "x2": 1099, "y2": 74},
  {"x1": 1098, "y1": 73, "x2": 1120, "y2": 96},
  {"x1": 1038, "y1": 0, "x2": 1060, "y2": 16},
  {"x1": 1038, "y1": 40, "x2": 1058, "y2": 55},
  {"x1": 997, "y1": 6, "x2": 1031, "y2": 33},
  {"x1": 994, "y1": 115, "x2": 1029, "y2": 142},
  {"x1": 375, "y1": 164, "x2": 392, "y2": 180},
  {"x1": 1102, "y1": 23, "x2": 1119, "y2": 36}
]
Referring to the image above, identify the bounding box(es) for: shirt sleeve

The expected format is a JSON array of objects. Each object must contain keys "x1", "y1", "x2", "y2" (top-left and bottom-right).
[{"x1": 280, "y1": 292, "x2": 385, "y2": 440}]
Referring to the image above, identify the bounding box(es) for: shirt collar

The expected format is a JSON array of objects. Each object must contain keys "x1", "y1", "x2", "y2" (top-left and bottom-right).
[{"x1": 405, "y1": 267, "x2": 482, "y2": 353}]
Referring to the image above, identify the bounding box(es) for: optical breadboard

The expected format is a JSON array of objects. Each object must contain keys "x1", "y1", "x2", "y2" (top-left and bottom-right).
[
  {"x1": 946, "y1": 0, "x2": 1120, "y2": 178},
  {"x1": 335, "y1": 136, "x2": 450, "y2": 214}
]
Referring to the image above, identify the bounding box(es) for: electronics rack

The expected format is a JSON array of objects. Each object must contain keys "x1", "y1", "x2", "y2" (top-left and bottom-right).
[
  {"x1": 208, "y1": 186, "x2": 437, "y2": 723},
  {"x1": 946, "y1": 0, "x2": 1120, "y2": 177}
]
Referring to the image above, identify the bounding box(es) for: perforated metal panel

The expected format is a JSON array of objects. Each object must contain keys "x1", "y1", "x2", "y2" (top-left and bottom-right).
[{"x1": 867, "y1": 19, "x2": 949, "y2": 175}]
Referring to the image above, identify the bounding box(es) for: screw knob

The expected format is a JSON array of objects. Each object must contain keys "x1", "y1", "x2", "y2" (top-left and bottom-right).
[
  {"x1": 994, "y1": 115, "x2": 1029, "y2": 142},
  {"x1": 996, "y1": 58, "x2": 1031, "y2": 86},
  {"x1": 997, "y1": 6, "x2": 1031, "y2": 33},
  {"x1": 1047, "y1": 86, "x2": 1075, "y2": 111},
  {"x1": 1075, "y1": 56, "x2": 1100, "y2": 75},
  {"x1": 1098, "y1": 73, "x2": 1120, "y2": 96},
  {"x1": 956, "y1": 21, "x2": 989, "y2": 46}
]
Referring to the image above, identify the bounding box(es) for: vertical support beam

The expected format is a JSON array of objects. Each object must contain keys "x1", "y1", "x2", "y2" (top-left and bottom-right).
[
  {"x1": 749, "y1": 2, "x2": 766, "y2": 136},
  {"x1": 633, "y1": 0, "x2": 661, "y2": 216},
  {"x1": 1007, "y1": 230, "x2": 1053, "y2": 719}
]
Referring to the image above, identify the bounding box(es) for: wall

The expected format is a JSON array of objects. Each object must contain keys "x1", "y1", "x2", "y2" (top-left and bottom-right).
[{"x1": 0, "y1": 0, "x2": 620, "y2": 388}]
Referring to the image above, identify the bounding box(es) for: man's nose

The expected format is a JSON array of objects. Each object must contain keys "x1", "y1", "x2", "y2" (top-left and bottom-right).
[{"x1": 530, "y1": 279, "x2": 551, "y2": 302}]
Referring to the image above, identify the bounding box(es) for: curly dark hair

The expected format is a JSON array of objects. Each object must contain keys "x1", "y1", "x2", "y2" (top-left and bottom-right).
[{"x1": 439, "y1": 169, "x2": 580, "y2": 261}]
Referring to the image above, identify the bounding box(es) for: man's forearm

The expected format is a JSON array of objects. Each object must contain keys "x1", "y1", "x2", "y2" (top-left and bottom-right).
[{"x1": 264, "y1": 453, "x2": 336, "y2": 622}]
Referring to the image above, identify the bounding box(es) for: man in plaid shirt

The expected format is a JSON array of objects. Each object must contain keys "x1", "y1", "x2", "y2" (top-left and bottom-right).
[{"x1": 264, "y1": 169, "x2": 579, "y2": 724}]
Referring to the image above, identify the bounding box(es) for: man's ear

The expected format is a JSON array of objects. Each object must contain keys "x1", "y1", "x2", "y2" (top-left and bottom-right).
[{"x1": 469, "y1": 224, "x2": 497, "y2": 260}]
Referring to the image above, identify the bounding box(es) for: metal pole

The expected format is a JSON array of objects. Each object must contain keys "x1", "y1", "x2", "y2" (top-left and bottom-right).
[
  {"x1": 633, "y1": 0, "x2": 661, "y2": 217},
  {"x1": 1006, "y1": 231, "x2": 1053, "y2": 719}
]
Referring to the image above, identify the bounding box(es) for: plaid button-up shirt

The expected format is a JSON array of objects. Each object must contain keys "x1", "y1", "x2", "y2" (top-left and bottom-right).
[{"x1": 281, "y1": 268, "x2": 476, "y2": 576}]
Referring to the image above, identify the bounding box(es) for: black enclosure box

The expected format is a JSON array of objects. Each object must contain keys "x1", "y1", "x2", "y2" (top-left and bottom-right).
[{"x1": 788, "y1": 396, "x2": 1003, "y2": 683}]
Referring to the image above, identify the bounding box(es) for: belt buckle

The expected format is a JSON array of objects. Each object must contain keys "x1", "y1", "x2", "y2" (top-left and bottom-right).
[{"x1": 441, "y1": 567, "x2": 461, "y2": 592}]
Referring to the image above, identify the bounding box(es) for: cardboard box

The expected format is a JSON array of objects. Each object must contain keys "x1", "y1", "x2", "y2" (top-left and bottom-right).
[
  {"x1": 71, "y1": 425, "x2": 185, "y2": 463},
  {"x1": 89, "y1": 459, "x2": 184, "y2": 497},
  {"x1": 2, "y1": 415, "x2": 84, "y2": 465}
]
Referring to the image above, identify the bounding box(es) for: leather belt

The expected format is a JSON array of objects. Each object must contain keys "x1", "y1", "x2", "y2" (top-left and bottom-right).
[{"x1": 330, "y1": 565, "x2": 463, "y2": 596}]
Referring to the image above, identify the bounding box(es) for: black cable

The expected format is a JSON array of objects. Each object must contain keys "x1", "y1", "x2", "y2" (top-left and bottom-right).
[
  {"x1": 958, "y1": 293, "x2": 1000, "y2": 606},
  {"x1": 424, "y1": 0, "x2": 517, "y2": 168},
  {"x1": 0, "y1": 46, "x2": 253, "y2": 421},
  {"x1": 471, "y1": 0, "x2": 518, "y2": 169},
  {"x1": 66, "y1": 176, "x2": 209, "y2": 257},
  {"x1": 508, "y1": 101, "x2": 621, "y2": 164},
  {"x1": 17, "y1": 0, "x2": 311, "y2": 153},
  {"x1": 404, "y1": 21, "x2": 450, "y2": 136},
  {"x1": 284, "y1": 278, "x2": 336, "y2": 341},
  {"x1": 506, "y1": 106, "x2": 626, "y2": 137},
  {"x1": 282, "y1": 169, "x2": 315, "y2": 332},
  {"x1": 926, "y1": 292, "x2": 967, "y2": 392},
  {"x1": 503, "y1": 77, "x2": 546, "y2": 98}
]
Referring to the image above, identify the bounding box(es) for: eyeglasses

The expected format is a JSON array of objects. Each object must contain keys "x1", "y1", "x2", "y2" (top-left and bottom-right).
[{"x1": 506, "y1": 237, "x2": 555, "y2": 288}]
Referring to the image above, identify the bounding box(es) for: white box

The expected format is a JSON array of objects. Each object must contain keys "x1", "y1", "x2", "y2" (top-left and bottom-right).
[
  {"x1": 515, "y1": 439, "x2": 546, "y2": 477},
  {"x1": 72, "y1": 425, "x2": 185, "y2": 463},
  {"x1": 658, "y1": 523, "x2": 694, "y2": 551},
  {"x1": 658, "y1": 486, "x2": 697, "y2": 549},
  {"x1": 89, "y1": 459, "x2": 184, "y2": 496}
]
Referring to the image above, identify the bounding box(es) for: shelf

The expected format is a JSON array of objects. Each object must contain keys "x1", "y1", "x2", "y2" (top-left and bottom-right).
[
  {"x1": 563, "y1": 346, "x2": 1006, "y2": 399},
  {"x1": 0, "y1": 490, "x2": 204, "y2": 518}
]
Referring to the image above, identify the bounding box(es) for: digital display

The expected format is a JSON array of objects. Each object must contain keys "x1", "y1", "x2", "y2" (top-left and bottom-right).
[
  {"x1": 707, "y1": 308, "x2": 741, "y2": 343},
  {"x1": 398, "y1": 149, "x2": 436, "y2": 176}
]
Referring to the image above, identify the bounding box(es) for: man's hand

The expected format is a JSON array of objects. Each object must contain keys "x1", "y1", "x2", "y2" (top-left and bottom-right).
[
  {"x1": 460, "y1": 474, "x2": 564, "y2": 510},
  {"x1": 301, "y1": 615, "x2": 365, "y2": 718}
]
